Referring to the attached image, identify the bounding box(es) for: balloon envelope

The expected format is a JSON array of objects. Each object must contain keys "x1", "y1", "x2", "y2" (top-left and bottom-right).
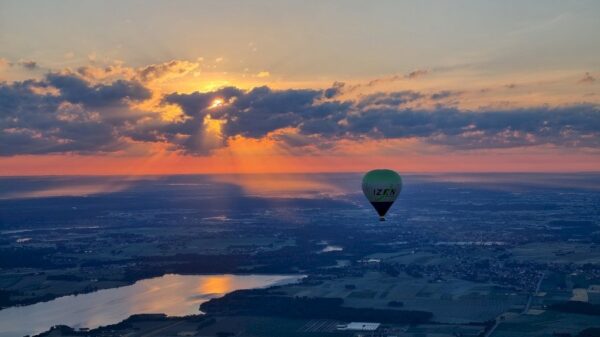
[{"x1": 362, "y1": 169, "x2": 402, "y2": 220}]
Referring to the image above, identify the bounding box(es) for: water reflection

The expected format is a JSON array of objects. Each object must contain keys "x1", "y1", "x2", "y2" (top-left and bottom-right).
[
  {"x1": 199, "y1": 275, "x2": 233, "y2": 294},
  {"x1": 0, "y1": 274, "x2": 303, "y2": 337}
]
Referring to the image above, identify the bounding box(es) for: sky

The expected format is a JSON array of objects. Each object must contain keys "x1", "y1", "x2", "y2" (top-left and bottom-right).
[{"x1": 0, "y1": 0, "x2": 599, "y2": 174}]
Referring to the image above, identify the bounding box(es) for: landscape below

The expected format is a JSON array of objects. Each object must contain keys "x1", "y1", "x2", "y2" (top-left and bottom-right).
[{"x1": 0, "y1": 173, "x2": 599, "y2": 337}]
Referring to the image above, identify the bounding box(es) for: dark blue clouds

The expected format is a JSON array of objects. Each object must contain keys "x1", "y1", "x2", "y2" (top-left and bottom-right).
[
  {"x1": 0, "y1": 73, "x2": 151, "y2": 155},
  {"x1": 164, "y1": 86, "x2": 243, "y2": 117},
  {"x1": 1, "y1": 76, "x2": 599, "y2": 156},
  {"x1": 220, "y1": 86, "x2": 326, "y2": 138},
  {"x1": 163, "y1": 87, "x2": 600, "y2": 152},
  {"x1": 18, "y1": 60, "x2": 38, "y2": 70},
  {"x1": 160, "y1": 86, "x2": 334, "y2": 154},
  {"x1": 341, "y1": 106, "x2": 600, "y2": 148},
  {"x1": 46, "y1": 73, "x2": 151, "y2": 107}
]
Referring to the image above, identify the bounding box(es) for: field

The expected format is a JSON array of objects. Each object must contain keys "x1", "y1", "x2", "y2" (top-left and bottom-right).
[
  {"x1": 40, "y1": 314, "x2": 487, "y2": 337},
  {"x1": 510, "y1": 242, "x2": 600, "y2": 264},
  {"x1": 280, "y1": 271, "x2": 526, "y2": 323},
  {"x1": 491, "y1": 310, "x2": 600, "y2": 337}
]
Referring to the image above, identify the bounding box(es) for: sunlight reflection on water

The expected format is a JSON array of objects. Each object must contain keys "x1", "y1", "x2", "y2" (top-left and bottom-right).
[{"x1": 0, "y1": 274, "x2": 303, "y2": 337}]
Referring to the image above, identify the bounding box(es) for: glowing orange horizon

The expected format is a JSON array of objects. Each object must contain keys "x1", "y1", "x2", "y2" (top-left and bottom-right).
[{"x1": 1, "y1": 150, "x2": 598, "y2": 176}]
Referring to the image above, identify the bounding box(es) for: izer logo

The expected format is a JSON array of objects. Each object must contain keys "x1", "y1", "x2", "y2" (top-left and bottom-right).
[{"x1": 373, "y1": 188, "x2": 396, "y2": 196}]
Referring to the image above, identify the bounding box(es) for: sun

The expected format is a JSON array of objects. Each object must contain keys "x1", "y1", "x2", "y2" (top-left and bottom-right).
[{"x1": 208, "y1": 98, "x2": 224, "y2": 109}]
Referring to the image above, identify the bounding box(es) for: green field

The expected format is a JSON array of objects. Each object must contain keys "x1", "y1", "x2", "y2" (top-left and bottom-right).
[
  {"x1": 510, "y1": 243, "x2": 600, "y2": 264},
  {"x1": 491, "y1": 311, "x2": 600, "y2": 337},
  {"x1": 280, "y1": 271, "x2": 526, "y2": 323}
]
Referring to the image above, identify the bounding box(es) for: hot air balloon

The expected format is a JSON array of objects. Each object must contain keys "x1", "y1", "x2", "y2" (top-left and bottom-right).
[{"x1": 362, "y1": 169, "x2": 402, "y2": 221}]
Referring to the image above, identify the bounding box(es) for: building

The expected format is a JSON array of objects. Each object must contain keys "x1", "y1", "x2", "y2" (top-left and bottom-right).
[{"x1": 337, "y1": 322, "x2": 381, "y2": 336}]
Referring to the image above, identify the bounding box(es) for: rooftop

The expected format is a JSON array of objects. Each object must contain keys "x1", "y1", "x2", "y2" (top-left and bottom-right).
[{"x1": 339, "y1": 322, "x2": 381, "y2": 331}]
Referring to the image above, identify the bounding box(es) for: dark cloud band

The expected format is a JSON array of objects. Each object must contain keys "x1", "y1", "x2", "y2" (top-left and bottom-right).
[{"x1": 1, "y1": 73, "x2": 598, "y2": 156}]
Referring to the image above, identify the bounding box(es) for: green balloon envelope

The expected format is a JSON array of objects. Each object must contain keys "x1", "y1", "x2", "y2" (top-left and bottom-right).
[{"x1": 362, "y1": 169, "x2": 402, "y2": 220}]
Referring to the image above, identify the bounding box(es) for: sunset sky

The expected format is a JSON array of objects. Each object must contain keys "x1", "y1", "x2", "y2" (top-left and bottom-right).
[{"x1": 0, "y1": 0, "x2": 599, "y2": 174}]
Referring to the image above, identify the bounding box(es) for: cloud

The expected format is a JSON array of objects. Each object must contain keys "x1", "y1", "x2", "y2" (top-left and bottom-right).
[
  {"x1": 330, "y1": 70, "x2": 432, "y2": 95},
  {"x1": 406, "y1": 69, "x2": 429, "y2": 79},
  {"x1": 329, "y1": 69, "x2": 431, "y2": 95},
  {"x1": 430, "y1": 90, "x2": 462, "y2": 100},
  {"x1": 46, "y1": 73, "x2": 151, "y2": 107},
  {"x1": 18, "y1": 60, "x2": 38, "y2": 70},
  {"x1": 164, "y1": 86, "x2": 244, "y2": 116},
  {"x1": 164, "y1": 87, "x2": 599, "y2": 153},
  {"x1": 72, "y1": 60, "x2": 200, "y2": 84},
  {"x1": 137, "y1": 60, "x2": 200, "y2": 82},
  {"x1": 356, "y1": 91, "x2": 423, "y2": 109},
  {"x1": 256, "y1": 71, "x2": 270, "y2": 78},
  {"x1": 323, "y1": 82, "x2": 345, "y2": 99},
  {"x1": 0, "y1": 73, "x2": 155, "y2": 155},
  {"x1": 579, "y1": 72, "x2": 596, "y2": 84},
  {"x1": 1, "y1": 67, "x2": 599, "y2": 157},
  {"x1": 0, "y1": 58, "x2": 11, "y2": 69},
  {"x1": 340, "y1": 105, "x2": 600, "y2": 149},
  {"x1": 160, "y1": 86, "x2": 333, "y2": 154}
]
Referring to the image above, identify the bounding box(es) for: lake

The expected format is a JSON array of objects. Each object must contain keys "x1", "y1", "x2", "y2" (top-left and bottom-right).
[{"x1": 0, "y1": 274, "x2": 303, "y2": 337}]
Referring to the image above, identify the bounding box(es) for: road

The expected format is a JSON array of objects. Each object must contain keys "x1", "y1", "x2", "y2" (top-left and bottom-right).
[
  {"x1": 523, "y1": 271, "x2": 546, "y2": 314},
  {"x1": 483, "y1": 319, "x2": 500, "y2": 337},
  {"x1": 486, "y1": 271, "x2": 546, "y2": 337}
]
